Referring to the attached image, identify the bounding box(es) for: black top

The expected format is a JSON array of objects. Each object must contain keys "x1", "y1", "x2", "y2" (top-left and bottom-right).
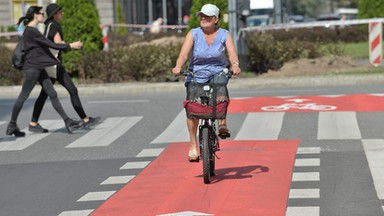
[
  {"x1": 44, "y1": 20, "x2": 64, "y2": 61},
  {"x1": 23, "y1": 26, "x2": 70, "y2": 69}
]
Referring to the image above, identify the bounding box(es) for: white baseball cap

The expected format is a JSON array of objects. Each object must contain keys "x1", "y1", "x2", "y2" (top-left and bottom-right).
[{"x1": 196, "y1": 4, "x2": 220, "y2": 18}]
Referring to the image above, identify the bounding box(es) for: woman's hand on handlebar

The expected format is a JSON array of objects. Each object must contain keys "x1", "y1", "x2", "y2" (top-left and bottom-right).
[
  {"x1": 231, "y1": 65, "x2": 241, "y2": 76},
  {"x1": 172, "y1": 67, "x2": 182, "y2": 76}
]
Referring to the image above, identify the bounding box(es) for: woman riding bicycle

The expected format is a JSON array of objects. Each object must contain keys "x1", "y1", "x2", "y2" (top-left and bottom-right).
[{"x1": 172, "y1": 3, "x2": 241, "y2": 162}]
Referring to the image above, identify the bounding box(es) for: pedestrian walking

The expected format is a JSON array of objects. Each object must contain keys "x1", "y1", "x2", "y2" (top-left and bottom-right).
[
  {"x1": 6, "y1": 6, "x2": 83, "y2": 137},
  {"x1": 28, "y1": 3, "x2": 100, "y2": 133}
]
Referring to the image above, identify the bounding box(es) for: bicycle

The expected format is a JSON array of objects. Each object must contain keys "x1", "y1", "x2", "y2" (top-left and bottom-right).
[{"x1": 181, "y1": 69, "x2": 232, "y2": 184}]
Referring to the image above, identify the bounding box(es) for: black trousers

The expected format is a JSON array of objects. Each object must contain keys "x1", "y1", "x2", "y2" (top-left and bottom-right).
[
  {"x1": 31, "y1": 64, "x2": 87, "y2": 122},
  {"x1": 10, "y1": 68, "x2": 69, "y2": 123}
]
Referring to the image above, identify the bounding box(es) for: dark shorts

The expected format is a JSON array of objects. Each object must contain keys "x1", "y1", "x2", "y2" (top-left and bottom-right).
[{"x1": 185, "y1": 73, "x2": 229, "y2": 87}]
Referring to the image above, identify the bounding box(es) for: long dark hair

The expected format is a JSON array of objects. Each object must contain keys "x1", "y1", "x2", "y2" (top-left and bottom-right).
[{"x1": 16, "y1": 6, "x2": 43, "y2": 26}]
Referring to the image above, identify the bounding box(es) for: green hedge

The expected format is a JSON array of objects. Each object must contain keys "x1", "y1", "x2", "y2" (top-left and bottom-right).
[
  {"x1": 0, "y1": 44, "x2": 23, "y2": 85},
  {"x1": 78, "y1": 43, "x2": 182, "y2": 83}
]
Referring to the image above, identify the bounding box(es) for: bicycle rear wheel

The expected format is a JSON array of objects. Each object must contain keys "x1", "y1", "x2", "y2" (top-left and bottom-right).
[{"x1": 201, "y1": 127, "x2": 211, "y2": 184}]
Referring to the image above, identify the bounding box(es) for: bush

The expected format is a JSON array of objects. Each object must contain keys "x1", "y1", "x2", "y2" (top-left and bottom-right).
[
  {"x1": 56, "y1": 0, "x2": 103, "y2": 75},
  {"x1": 0, "y1": 45, "x2": 23, "y2": 86},
  {"x1": 246, "y1": 25, "x2": 367, "y2": 74},
  {"x1": 79, "y1": 42, "x2": 182, "y2": 83}
]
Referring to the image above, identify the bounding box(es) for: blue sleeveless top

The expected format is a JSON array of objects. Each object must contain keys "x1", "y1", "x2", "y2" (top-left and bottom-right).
[{"x1": 187, "y1": 27, "x2": 228, "y2": 83}]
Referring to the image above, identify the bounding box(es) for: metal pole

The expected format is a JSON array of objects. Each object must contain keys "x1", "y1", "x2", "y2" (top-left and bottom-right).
[
  {"x1": 21, "y1": 0, "x2": 25, "y2": 16},
  {"x1": 228, "y1": 0, "x2": 237, "y2": 51},
  {"x1": 274, "y1": 0, "x2": 282, "y2": 24},
  {"x1": 148, "y1": 0, "x2": 153, "y2": 22},
  {"x1": 178, "y1": 0, "x2": 182, "y2": 25},
  {"x1": 162, "y1": 0, "x2": 167, "y2": 25}
]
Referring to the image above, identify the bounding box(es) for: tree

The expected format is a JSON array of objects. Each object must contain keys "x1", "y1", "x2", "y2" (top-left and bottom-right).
[
  {"x1": 188, "y1": 0, "x2": 228, "y2": 31},
  {"x1": 358, "y1": 0, "x2": 384, "y2": 18},
  {"x1": 116, "y1": 0, "x2": 127, "y2": 35},
  {"x1": 56, "y1": 0, "x2": 103, "y2": 75},
  {"x1": 290, "y1": 0, "x2": 323, "y2": 18}
]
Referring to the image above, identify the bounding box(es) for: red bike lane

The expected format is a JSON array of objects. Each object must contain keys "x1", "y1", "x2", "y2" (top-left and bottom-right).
[
  {"x1": 92, "y1": 140, "x2": 299, "y2": 216},
  {"x1": 92, "y1": 93, "x2": 384, "y2": 215}
]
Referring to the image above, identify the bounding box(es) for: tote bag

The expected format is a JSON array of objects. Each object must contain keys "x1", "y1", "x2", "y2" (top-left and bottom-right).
[{"x1": 44, "y1": 23, "x2": 59, "y2": 78}]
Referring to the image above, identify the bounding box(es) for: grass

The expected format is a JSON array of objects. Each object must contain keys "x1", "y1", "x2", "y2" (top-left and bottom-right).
[
  {"x1": 342, "y1": 41, "x2": 369, "y2": 59},
  {"x1": 334, "y1": 68, "x2": 384, "y2": 75}
]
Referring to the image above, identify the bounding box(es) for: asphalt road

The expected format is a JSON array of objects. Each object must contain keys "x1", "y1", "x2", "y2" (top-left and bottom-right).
[{"x1": 0, "y1": 81, "x2": 384, "y2": 216}]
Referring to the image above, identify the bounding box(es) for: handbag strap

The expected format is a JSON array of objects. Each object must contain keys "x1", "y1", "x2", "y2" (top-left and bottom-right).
[{"x1": 45, "y1": 22, "x2": 52, "y2": 38}]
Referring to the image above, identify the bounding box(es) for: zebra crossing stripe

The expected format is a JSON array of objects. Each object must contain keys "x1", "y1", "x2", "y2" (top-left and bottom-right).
[
  {"x1": 151, "y1": 110, "x2": 189, "y2": 144},
  {"x1": 317, "y1": 112, "x2": 361, "y2": 140},
  {"x1": 235, "y1": 112, "x2": 285, "y2": 140},
  {"x1": 289, "y1": 189, "x2": 320, "y2": 198},
  {"x1": 0, "y1": 120, "x2": 63, "y2": 151},
  {"x1": 57, "y1": 209, "x2": 94, "y2": 216},
  {"x1": 0, "y1": 121, "x2": 6, "y2": 126},
  {"x1": 286, "y1": 207, "x2": 320, "y2": 216},
  {"x1": 66, "y1": 117, "x2": 142, "y2": 148},
  {"x1": 120, "y1": 161, "x2": 151, "y2": 169},
  {"x1": 292, "y1": 172, "x2": 320, "y2": 182},
  {"x1": 100, "y1": 175, "x2": 135, "y2": 185},
  {"x1": 77, "y1": 191, "x2": 116, "y2": 202},
  {"x1": 362, "y1": 139, "x2": 384, "y2": 201}
]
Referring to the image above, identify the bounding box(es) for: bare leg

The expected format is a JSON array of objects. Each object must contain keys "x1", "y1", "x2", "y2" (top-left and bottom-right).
[{"x1": 187, "y1": 118, "x2": 199, "y2": 161}]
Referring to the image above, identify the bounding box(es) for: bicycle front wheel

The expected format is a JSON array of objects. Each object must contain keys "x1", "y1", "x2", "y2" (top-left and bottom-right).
[
  {"x1": 210, "y1": 133, "x2": 216, "y2": 177},
  {"x1": 201, "y1": 127, "x2": 211, "y2": 184}
]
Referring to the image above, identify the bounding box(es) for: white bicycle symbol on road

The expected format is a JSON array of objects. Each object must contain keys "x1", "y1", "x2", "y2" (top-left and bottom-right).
[{"x1": 261, "y1": 98, "x2": 337, "y2": 111}]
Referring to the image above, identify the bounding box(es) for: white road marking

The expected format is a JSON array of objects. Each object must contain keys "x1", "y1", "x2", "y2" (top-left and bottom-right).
[
  {"x1": 362, "y1": 139, "x2": 384, "y2": 200},
  {"x1": 77, "y1": 191, "x2": 115, "y2": 202},
  {"x1": 100, "y1": 175, "x2": 135, "y2": 185},
  {"x1": 66, "y1": 117, "x2": 142, "y2": 148},
  {"x1": 294, "y1": 158, "x2": 320, "y2": 167},
  {"x1": 235, "y1": 112, "x2": 284, "y2": 140},
  {"x1": 136, "y1": 148, "x2": 164, "y2": 157},
  {"x1": 0, "y1": 120, "x2": 63, "y2": 151},
  {"x1": 285, "y1": 207, "x2": 320, "y2": 216},
  {"x1": 58, "y1": 209, "x2": 94, "y2": 216},
  {"x1": 297, "y1": 147, "x2": 321, "y2": 154},
  {"x1": 318, "y1": 112, "x2": 361, "y2": 140},
  {"x1": 292, "y1": 172, "x2": 320, "y2": 182},
  {"x1": 289, "y1": 189, "x2": 320, "y2": 198},
  {"x1": 120, "y1": 161, "x2": 151, "y2": 170},
  {"x1": 151, "y1": 110, "x2": 189, "y2": 144}
]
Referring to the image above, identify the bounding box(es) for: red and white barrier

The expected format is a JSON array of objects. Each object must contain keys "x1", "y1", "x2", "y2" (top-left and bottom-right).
[
  {"x1": 100, "y1": 25, "x2": 109, "y2": 51},
  {"x1": 369, "y1": 22, "x2": 382, "y2": 66}
]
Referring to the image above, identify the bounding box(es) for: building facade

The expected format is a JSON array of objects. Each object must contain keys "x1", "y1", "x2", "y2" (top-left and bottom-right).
[{"x1": 0, "y1": 0, "x2": 191, "y2": 31}]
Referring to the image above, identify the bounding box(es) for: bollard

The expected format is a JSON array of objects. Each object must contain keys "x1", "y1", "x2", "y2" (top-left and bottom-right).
[
  {"x1": 100, "y1": 25, "x2": 109, "y2": 51},
  {"x1": 369, "y1": 22, "x2": 382, "y2": 66}
]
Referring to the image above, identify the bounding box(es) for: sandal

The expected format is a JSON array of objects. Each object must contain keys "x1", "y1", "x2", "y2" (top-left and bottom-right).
[
  {"x1": 218, "y1": 124, "x2": 231, "y2": 139},
  {"x1": 188, "y1": 149, "x2": 199, "y2": 162}
]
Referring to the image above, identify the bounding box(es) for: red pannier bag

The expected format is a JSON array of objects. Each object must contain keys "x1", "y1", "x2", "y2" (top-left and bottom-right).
[{"x1": 183, "y1": 83, "x2": 229, "y2": 119}]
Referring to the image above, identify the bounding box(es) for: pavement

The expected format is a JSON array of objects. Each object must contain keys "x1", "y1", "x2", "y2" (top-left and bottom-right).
[{"x1": 1, "y1": 73, "x2": 384, "y2": 97}]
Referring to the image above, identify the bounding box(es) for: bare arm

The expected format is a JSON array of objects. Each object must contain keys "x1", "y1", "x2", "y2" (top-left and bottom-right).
[
  {"x1": 225, "y1": 33, "x2": 241, "y2": 75},
  {"x1": 53, "y1": 32, "x2": 65, "y2": 44},
  {"x1": 172, "y1": 30, "x2": 194, "y2": 75}
]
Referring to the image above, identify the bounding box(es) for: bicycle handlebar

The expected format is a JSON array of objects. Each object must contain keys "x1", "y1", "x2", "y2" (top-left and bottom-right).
[{"x1": 179, "y1": 68, "x2": 233, "y2": 79}]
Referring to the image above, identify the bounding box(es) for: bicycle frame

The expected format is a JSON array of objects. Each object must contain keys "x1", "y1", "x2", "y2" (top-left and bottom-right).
[{"x1": 180, "y1": 69, "x2": 232, "y2": 184}]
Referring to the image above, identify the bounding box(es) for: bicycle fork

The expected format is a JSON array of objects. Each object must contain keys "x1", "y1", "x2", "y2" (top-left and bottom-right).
[{"x1": 199, "y1": 122, "x2": 221, "y2": 160}]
